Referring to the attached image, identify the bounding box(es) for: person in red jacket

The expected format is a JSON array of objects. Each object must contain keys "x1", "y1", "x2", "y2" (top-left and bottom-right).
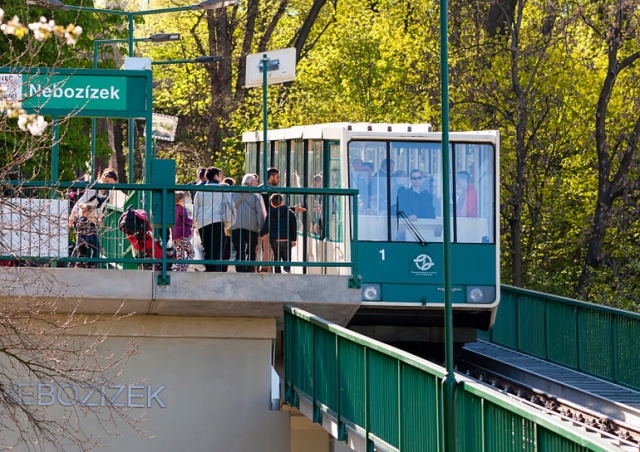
[{"x1": 456, "y1": 171, "x2": 478, "y2": 218}]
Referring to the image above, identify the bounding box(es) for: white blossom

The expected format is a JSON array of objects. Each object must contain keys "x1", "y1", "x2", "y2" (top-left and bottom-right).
[
  {"x1": 1, "y1": 15, "x2": 28, "y2": 38},
  {"x1": 28, "y1": 17, "x2": 53, "y2": 41},
  {"x1": 1, "y1": 12, "x2": 83, "y2": 135},
  {"x1": 63, "y1": 24, "x2": 82, "y2": 45}
]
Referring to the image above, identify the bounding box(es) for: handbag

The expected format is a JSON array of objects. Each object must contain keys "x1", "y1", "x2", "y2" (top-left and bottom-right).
[
  {"x1": 222, "y1": 196, "x2": 237, "y2": 229},
  {"x1": 191, "y1": 227, "x2": 204, "y2": 261}
]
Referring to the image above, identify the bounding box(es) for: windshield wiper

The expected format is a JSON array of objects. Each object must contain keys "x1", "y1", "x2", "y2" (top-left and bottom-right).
[{"x1": 397, "y1": 210, "x2": 427, "y2": 246}]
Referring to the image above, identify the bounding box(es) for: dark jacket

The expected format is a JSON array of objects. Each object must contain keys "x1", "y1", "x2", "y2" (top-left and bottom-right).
[
  {"x1": 260, "y1": 205, "x2": 297, "y2": 242},
  {"x1": 397, "y1": 186, "x2": 436, "y2": 219}
]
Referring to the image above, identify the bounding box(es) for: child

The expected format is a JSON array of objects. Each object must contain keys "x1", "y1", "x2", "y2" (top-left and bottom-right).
[
  {"x1": 72, "y1": 202, "x2": 99, "y2": 268},
  {"x1": 260, "y1": 194, "x2": 297, "y2": 273},
  {"x1": 170, "y1": 191, "x2": 194, "y2": 271}
]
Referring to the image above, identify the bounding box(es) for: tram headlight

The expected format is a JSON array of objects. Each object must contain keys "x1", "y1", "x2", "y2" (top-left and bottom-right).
[
  {"x1": 466, "y1": 286, "x2": 496, "y2": 304},
  {"x1": 362, "y1": 284, "x2": 381, "y2": 301}
]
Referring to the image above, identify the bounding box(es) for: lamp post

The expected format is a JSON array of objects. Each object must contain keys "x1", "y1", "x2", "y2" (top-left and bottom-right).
[
  {"x1": 439, "y1": 0, "x2": 455, "y2": 451},
  {"x1": 28, "y1": 0, "x2": 237, "y2": 58},
  {"x1": 27, "y1": 0, "x2": 238, "y2": 183},
  {"x1": 152, "y1": 55, "x2": 223, "y2": 65},
  {"x1": 92, "y1": 33, "x2": 181, "y2": 183}
]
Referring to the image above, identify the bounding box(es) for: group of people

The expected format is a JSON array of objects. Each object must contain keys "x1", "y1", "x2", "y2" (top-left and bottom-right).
[
  {"x1": 68, "y1": 165, "x2": 302, "y2": 273},
  {"x1": 177, "y1": 166, "x2": 300, "y2": 273}
]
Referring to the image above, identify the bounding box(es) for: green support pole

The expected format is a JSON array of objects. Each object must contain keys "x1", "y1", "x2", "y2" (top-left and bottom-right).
[
  {"x1": 262, "y1": 54, "x2": 268, "y2": 186},
  {"x1": 91, "y1": 41, "x2": 99, "y2": 182},
  {"x1": 440, "y1": 0, "x2": 456, "y2": 451},
  {"x1": 128, "y1": 14, "x2": 136, "y2": 184},
  {"x1": 51, "y1": 116, "x2": 59, "y2": 183},
  {"x1": 129, "y1": 118, "x2": 136, "y2": 183},
  {"x1": 128, "y1": 14, "x2": 134, "y2": 58},
  {"x1": 90, "y1": 118, "x2": 97, "y2": 181}
]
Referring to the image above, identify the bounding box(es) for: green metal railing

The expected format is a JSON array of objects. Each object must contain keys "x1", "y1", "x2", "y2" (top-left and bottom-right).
[
  {"x1": 481, "y1": 285, "x2": 640, "y2": 392},
  {"x1": 284, "y1": 305, "x2": 620, "y2": 451},
  {"x1": 102, "y1": 189, "x2": 141, "y2": 269},
  {"x1": 0, "y1": 181, "x2": 359, "y2": 285}
]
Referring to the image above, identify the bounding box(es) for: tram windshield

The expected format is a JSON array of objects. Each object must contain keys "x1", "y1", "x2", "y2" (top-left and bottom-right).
[{"x1": 348, "y1": 140, "x2": 495, "y2": 244}]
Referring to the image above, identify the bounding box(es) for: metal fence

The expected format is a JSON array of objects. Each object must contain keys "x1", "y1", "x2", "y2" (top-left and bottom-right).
[
  {"x1": 284, "y1": 305, "x2": 619, "y2": 452},
  {"x1": 480, "y1": 285, "x2": 640, "y2": 392},
  {"x1": 0, "y1": 181, "x2": 358, "y2": 285}
]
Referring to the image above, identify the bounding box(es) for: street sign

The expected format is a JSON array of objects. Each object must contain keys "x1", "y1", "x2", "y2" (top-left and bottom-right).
[
  {"x1": 245, "y1": 47, "x2": 296, "y2": 88},
  {"x1": 150, "y1": 113, "x2": 179, "y2": 141},
  {"x1": 0, "y1": 68, "x2": 151, "y2": 118},
  {"x1": 23, "y1": 74, "x2": 128, "y2": 111}
]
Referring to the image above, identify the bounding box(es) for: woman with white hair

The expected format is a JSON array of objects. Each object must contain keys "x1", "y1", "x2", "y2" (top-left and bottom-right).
[{"x1": 230, "y1": 174, "x2": 266, "y2": 272}]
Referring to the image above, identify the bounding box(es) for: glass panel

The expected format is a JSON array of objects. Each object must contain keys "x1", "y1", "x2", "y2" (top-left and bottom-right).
[
  {"x1": 348, "y1": 141, "x2": 388, "y2": 241},
  {"x1": 390, "y1": 141, "x2": 443, "y2": 243},
  {"x1": 370, "y1": 148, "x2": 392, "y2": 215},
  {"x1": 308, "y1": 140, "x2": 324, "y2": 239},
  {"x1": 328, "y1": 141, "x2": 341, "y2": 241},
  {"x1": 292, "y1": 140, "x2": 305, "y2": 234},
  {"x1": 453, "y1": 143, "x2": 495, "y2": 244},
  {"x1": 278, "y1": 141, "x2": 288, "y2": 187},
  {"x1": 246, "y1": 142, "x2": 257, "y2": 175},
  {"x1": 292, "y1": 140, "x2": 304, "y2": 188}
]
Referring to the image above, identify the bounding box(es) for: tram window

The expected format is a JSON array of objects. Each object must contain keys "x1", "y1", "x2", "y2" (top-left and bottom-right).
[
  {"x1": 391, "y1": 141, "x2": 443, "y2": 243},
  {"x1": 453, "y1": 143, "x2": 495, "y2": 244},
  {"x1": 246, "y1": 142, "x2": 258, "y2": 175},
  {"x1": 276, "y1": 141, "x2": 287, "y2": 186},
  {"x1": 292, "y1": 140, "x2": 304, "y2": 189},
  {"x1": 328, "y1": 141, "x2": 341, "y2": 241},
  {"x1": 308, "y1": 140, "x2": 324, "y2": 239},
  {"x1": 348, "y1": 141, "x2": 388, "y2": 241},
  {"x1": 291, "y1": 140, "x2": 305, "y2": 233}
]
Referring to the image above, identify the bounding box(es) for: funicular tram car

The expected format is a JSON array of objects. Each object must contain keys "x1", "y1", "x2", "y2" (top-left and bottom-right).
[{"x1": 242, "y1": 123, "x2": 499, "y2": 343}]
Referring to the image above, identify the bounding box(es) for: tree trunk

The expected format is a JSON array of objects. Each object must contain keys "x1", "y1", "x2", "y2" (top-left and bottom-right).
[{"x1": 576, "y1": 7, "x2": 640, "y2": 296}]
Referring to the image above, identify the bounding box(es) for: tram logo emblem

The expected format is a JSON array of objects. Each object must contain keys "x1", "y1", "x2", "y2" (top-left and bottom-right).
[{"x1": 413, "y1": 254, "x2": 435, "y2": 272}]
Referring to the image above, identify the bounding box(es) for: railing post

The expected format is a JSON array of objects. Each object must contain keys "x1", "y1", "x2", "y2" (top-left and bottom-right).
[
  {"x1": 157, "y1": 187, "x2": 170, "y2": 285},
  {"x1": 611, "y1": 313, "x2": 618, "y2": 384},
  {"x1": 349, "y1": 192, "x2": 361, "y2": 288},
  {"x1": 364, "y1": 347, "x2": 372, "y2": 452},
  {"x1": 336, "y1": 334, "x2": 346, "y2": 442}
]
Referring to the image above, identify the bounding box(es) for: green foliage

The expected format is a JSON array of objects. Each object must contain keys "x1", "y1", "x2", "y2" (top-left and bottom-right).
[
  {"x1": 1, "y1": 0, "x2": 127, "y2": 183},
  {"x1": 4, "y1": 0, "x2": 632, "y2": 308},
  {"x1": 281, "y1": 1, "x2": 439, "y2": 126}
]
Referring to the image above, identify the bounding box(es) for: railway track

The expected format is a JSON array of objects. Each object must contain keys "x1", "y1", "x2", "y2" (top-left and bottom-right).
[
  {"x1": 455, "y1": 341, "x2": 640, "y2": 451},
  {"x1": 390, "y1": 339, "x2": 640, "y2": 450}
]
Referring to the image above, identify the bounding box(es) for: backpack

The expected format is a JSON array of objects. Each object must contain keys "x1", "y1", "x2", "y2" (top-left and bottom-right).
[
  {"x1": 118, "y1": 207, "x2": 150, "y2": 240},
  {"x1": 222, "y1": 195, "x2": 237, "y2": 230}
]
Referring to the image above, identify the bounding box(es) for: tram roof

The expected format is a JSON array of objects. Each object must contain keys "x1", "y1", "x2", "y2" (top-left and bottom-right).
[{"x1": 242, "y1": 123, "x2": 499, "y2": 143}]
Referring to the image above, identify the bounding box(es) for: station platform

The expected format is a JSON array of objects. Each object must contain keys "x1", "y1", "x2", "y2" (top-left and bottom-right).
[{"x1": 0, "y1": 266, "x2": 361, "y2": 326}]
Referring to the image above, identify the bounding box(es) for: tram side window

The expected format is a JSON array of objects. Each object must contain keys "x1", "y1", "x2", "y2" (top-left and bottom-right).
[
  {"x1": 327, "y1": 141, "x2": 341, "y2": 242},
  {"x1": 292, "y1": 140, "x2": 305, "y2": 233},
  {"x1": 348, "y1": 141, "x2": 388, "y2": 241},
  {"x1": 246, "y1": 143, "x2": 258, "y2": 175},
  {"x1": 453, "y1": 144, "x2": 495, "y2": 244},
  {"x1": 308, "y1": 140, "x2": 324, "y2": 239}
]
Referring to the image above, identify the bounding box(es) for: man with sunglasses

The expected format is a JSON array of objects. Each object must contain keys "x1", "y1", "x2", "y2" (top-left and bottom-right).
[{"x1": 397, "y1": 169, "x2": 436, "y2": 220}]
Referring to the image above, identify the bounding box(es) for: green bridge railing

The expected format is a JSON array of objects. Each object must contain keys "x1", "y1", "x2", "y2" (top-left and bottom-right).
[
  {"x1": 284, "y1": 305, "x2": 619, "y2": 452},
  {"x1": 481, "y1": 285, "x2": 640, "y2": 392},
  {"x1": 0, "y1": 181, "x2": 358, "y2": 285}
]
